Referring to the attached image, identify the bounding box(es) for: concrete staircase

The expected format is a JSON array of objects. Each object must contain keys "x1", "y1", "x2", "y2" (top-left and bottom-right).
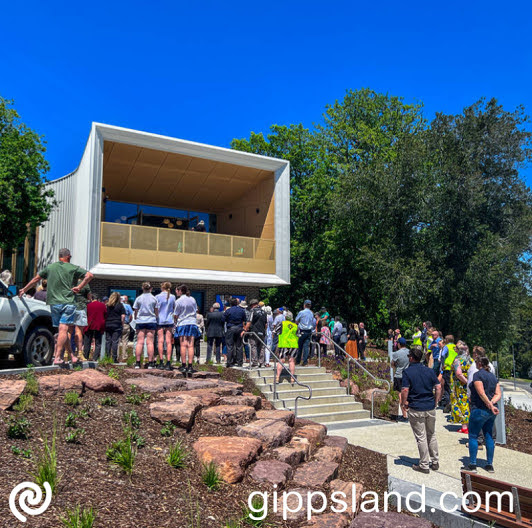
[{"x1": 251, "y1": 365, "x2": 370, "y2": 424}]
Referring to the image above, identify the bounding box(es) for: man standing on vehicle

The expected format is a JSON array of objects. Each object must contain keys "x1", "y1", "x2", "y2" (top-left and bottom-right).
[{"x1": 19, "y1": 248, "x2": 93, "y2": 364}]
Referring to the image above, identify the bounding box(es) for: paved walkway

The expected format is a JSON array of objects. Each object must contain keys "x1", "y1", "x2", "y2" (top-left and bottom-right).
[
  {"x1": 500, "y1": 379, "x2": 532, "y2": 411},
  {"x1": 327, "y1": 408, "x2": 532, "y2": 497}
]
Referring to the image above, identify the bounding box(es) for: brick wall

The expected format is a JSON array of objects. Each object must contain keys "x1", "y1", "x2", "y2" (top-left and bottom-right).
[{"x1": 90, "y1": 278, "x2": 260, "y2": 314}]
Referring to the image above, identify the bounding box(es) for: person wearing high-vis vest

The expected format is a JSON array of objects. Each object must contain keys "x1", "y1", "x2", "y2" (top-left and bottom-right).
[
  {"x1": 274, "y1": 319, "x2": 299, "y2": 384},
  {"x1": 439, "y1": 335, "x2": 457, "y2": 412},
  {"x1": 412, "y1": 328, "x2": 422, "y2": 347}
]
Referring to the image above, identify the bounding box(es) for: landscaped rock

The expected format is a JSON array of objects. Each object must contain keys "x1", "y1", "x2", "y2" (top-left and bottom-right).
[
  {"x1": 340, "y1": 380, "x2": 360, "y2": 395},
  {"x1": 236, "y1": 418, "x2": 292, "y2": 448},
  {"x1": 193, "y1": 436, "x2": 262, "y2": 483},
  {"x1": 256, "y1": 409, "x2": 295, "y2": 426},
  {"x1": 182, "y1": 379, "x2": 221, "y2": 391},
  {"x1": 165, "y1": 389, "x2": 220, "y2": 406},
  {"x1": 273, "y1": 439, "x2": 309, "y2": 466},
  {"x1": 201, "y1": 405, "x2": 255, "y2": 425},
  {"x1": 0, "y1": 379, "x2": 26, "y2": 410},
  {"x1": 303, "y1": 513, "x2": 351, "y2": 528},
  {"x1": 250, "y1": 459, "x2": 293, "y2": 486},
  {"x1": 293, "y1": 461, "x2": 339, "y2": 487},
  {"x1": 295, "y1": 418, "x2": 324, "y2": 428},
  {"x1": 217, "y1": 380, "x2": 244, "y2": 395},
  {"x1": 350, "y1": 512, "x2": 432, "y2": 528},
  {"x1": 313, "y1": 445, "x2": 344, "y2": 464},
  {"x1": 361, "y1": 388, "x2": 387, "y2": 405},
  {"x1": 39, "y1": 369, "x2": 124, "y2": 394},
  {"x1": 293, "y1": 423, "x2": 327, "y2": 454},
  {"x1": 125, "y1": 375, "x2": 185, "y2": 393},
  {"x1": 150, "y1": 394, "x2": 202, "y2": 430},
  {"x1": 218, "y1": 395, "x2": 262, "y2": 410},
  {"x1": 274, "y1": 488, "x2": 324, "y2": 521},
  {"x1": 330, "y1": 479, "x2": 363, "y2": 518},
  {"x1": 323, "y1": 435, "x2": 348, "y2": 454}
]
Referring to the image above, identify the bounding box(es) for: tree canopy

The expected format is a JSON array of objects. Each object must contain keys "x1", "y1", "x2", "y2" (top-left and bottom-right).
[
  {"x1": 0, "y1": 97, "x2": 54, "y2": 250},
  {"x1": 231, "y1": 89, "x2": 532, "y2": 367}
]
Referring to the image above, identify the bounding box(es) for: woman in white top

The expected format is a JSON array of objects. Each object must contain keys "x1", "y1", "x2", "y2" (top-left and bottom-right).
[
  {"x1": 133, "y1": 282, "x2": 158, "y2": 369},
  {"x1": 156, "y1": 282, "x2": 176, "y2": 371},
  {"x1": 174, "y1": 284, "x2": 200, "y2": 374}
]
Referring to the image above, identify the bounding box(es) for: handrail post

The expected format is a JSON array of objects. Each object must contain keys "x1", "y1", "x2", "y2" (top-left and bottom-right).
[
  {"x1": 273, "y1": 358, "x2": 277, "y2": 400},
  {"x1": 347, "y1": 360, "x2": 350, "y2": 395},
  {"x1": 318, "y1": 338, "x2": 321, "y2": 368}
]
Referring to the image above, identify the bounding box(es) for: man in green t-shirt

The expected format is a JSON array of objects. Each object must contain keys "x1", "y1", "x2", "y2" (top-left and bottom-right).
[{"x1": 19, "y1": 248, "x2": 93, "y2": 364}]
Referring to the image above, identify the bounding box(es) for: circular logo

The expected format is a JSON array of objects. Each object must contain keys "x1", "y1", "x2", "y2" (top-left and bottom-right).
[{"x1": 9, "y1": 481, "x2": 52, "y2": 522}]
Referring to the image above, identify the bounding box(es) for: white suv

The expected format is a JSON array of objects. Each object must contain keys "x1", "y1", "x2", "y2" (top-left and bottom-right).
[{"x1": 0, "y1": 280, "x2": 54, "y2": 366}]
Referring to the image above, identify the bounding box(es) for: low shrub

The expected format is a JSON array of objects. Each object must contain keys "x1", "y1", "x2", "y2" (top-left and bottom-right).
[
  {"x1": 65, "y1": 429, "x2": 85, "y2": 444},
  {"x1": 167, "y1": 439, "x2": 188, "y2": 468},
  {"x1": 123, "y1": 410, "x2": 140, "y2": 430},
  {"x1": 31, "y1": 424, "x2": 60, "y2": 493},
  {"x1": 100, "y1": 396, "x2": 117, "y2": 406},
  {"x1": 126, "y1": 392, "x2": 150, "y2": 405},
  {"x1": 126, "y1": 355, "x2": 136, "y2": 367},
  {"x1": 60, "y1": 505, "x2": 96, "y2": 528},
  {"x1": 11, "y1": 445, "x2": 32, "y2": 458},
  {"x1": 65, "y1": 412, "x2": 78, "y2": 428},
  {"x1": 64, "y1": 392, "x2": 80, "y2": 406},
  {"x1": 7, "y1": 416, "x2": 31, "y2": 439},
  {"x1": 108, "y1": 368, "x2": 120, "y2": 380},
  {"x1": 98, "y1": 355, "x2": 114, "y2": 367},
  {"x1": 21, "y1": 365, "x2": 39, "y2": 395},
  {"x1": 160, "y1": 422, "x2": 177, "y2": 437},
  {"x1": 201, "y1": 461, "x2": 221, "y2": 491},
  {"x1": 13, "y1": 393, "x2": 34, "y2": 413}
]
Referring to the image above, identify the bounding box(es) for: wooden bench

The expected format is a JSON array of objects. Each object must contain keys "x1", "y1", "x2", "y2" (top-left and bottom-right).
[{"x1": 461, "y1": 470, "x2": 532, "y2": 527}]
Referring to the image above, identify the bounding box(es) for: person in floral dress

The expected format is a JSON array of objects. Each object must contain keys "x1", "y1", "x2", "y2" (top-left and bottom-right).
[{"x1": 450, "y1": 341, "x2": 472, "y2": 433}]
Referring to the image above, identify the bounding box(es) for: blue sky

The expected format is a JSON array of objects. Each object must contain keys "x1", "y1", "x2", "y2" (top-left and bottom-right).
[{"x1": 2, "y1": 0, "x2": 531, "y2": 185}]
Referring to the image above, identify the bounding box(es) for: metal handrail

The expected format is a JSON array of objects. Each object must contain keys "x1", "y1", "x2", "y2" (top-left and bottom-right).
[
  {"x1": 242, "y1": 331, "x2": 312, "y2": 417},
  {"x1": 316, "y1": 332, "x2": 390, "y2": 418}
]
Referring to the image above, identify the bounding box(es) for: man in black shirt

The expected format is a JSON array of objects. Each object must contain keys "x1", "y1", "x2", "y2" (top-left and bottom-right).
[
  {"x1": 205, "y1": 303, "x2": 225, "y2": 363},
  {"x1": 245, "y1": 299, "x2": 267, "y2": 367},
  {"x1": 223, "y1": 298, "x2": 247, "y2": 367}
]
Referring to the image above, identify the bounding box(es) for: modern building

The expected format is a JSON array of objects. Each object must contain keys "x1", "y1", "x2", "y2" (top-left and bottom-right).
[{"x1": 35, "y1": 123, "x2": 290, "y2": 311}]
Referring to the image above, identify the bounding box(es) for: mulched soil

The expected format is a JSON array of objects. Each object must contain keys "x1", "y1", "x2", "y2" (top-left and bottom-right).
[
  {"x1": 0, "y1": 365, "x2": 388, "y2": 528},
  {"x1": 504, "y1": 405, "x2": 532, "y2": 455}
]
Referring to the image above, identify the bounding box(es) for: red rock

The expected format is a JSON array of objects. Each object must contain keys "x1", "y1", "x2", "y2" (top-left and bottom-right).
[
  {"x1": 295, "y1": 417, "x2": 325, "y2": 428},
  {"x1": 193, "y1": 436, "x2": 262, "y2": 483},
  {"x1": 293, "y1": 461, "x2": 339, "y2": 487},
  {"x1": 313, "y1": 446, "x2": 344, "y2": 464},
  {"x1": 236, "y1": 418, "x2": 292, "y2": 448},
  {"x1": 201, "y1": 405, "x2": 255, "y2": 425},
  {"x1": 218, "y1": 395, "x2": 262, "y2": 410},
  {"x1": 293, "y1": 424, "x2": 327, "y2": 454},
  {"x1": 217, "y1": 380, "x2": 244, "y2": 395},
  {"x1": 39, "y1": 369, "x2": 124, "y2": 394},
  {"x1": 256, "y1": 409, "x2": 295, "y2": 426},
  {"x1": 303, "y1": 513, "x2": 351, "y2": 528},
  {"x1": 273, "y1": 440, "x2": 309, "y2": 466},
  {"x1": 149, "y1": 394, "x2": 202, "y2": 430},
  {"x1": 274, "y1": 488, "x2": 325, "y2": 521},
  {"x1": 323, "y1": 435, "x2": 348, "y2": 454},
  {"x1": 165, "y1": 389, "x2": 220, "y2": 406},
  {"x1": 350, "y1": 512, "x2": 432, "y2": 528},
  {"x1": 182, "y1": 379, "x2": 220, "y2": 391},
  {"x1": 125, "y1": 375, "x2": 184, "y2": 393},
  {"x1": 0, "y1": 379, "x2": 26, "y2": 410},
  {"x1": 361, "y1": 388, "x2": 387, "y2": 405},
  {"x1": 330, "y1": 479, "x2": 363, "y2": 518},
  {"x1": 38, "y1": 373, "x2": 83, "y2": 394},
  {"x1": 250, "y1": 459, "x2": 293, "y2": 486},
  {"x1": 339, "y1": 380, "x2": 360, "y2": 395}
]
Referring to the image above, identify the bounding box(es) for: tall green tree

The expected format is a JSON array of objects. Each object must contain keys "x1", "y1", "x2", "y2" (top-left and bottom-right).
[{"x1": 0, "y1": 98, "x2": 54, "y2": 250}]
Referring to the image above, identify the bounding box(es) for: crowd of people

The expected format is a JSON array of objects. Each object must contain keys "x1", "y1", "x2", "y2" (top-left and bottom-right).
[{"x1": 391, "y1": 322, "x2": 501, "y2": 475}]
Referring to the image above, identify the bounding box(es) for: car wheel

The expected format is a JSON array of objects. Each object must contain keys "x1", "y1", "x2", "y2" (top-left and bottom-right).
[{"x1": 23, "y1": 326, "x2": 54, "y2": 366}]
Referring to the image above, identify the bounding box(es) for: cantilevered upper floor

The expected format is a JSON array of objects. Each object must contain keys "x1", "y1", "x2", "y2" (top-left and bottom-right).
[{"x1": 38, "y1": 123, "x2": 290, "y2": 286}]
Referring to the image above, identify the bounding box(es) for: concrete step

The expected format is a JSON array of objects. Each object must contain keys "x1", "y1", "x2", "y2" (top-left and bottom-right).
[
  {"x1": 252, "y1": 366, "x2": 326, "y2": 377},
  {"x1": 255, "y1": 373, "x2": 334, "y2": 383},
  {"x1": 294, "y1": 401, "x2": 366, "y2": 417},
  {"x1": 262, "y1": 386, "x2": 347, "y2": 399},
  {"x1": 300, "y1": 409, "x2": 371, "y2": 423},
  {"x1": 272, "y1": 394, "x2": 361, "y2": 408},
  {"x1": 256, "y1": 379, "x2": 342, "y2": 391}
]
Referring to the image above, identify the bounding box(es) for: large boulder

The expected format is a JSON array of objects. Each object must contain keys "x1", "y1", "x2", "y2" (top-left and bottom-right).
[
  {"x1": 350, "y1": 512, "x2": 432, "y2": 528},
  {"x1": 293, "y1": 461, "x2": 339, "y2": 487},
  {"x1": 236, "y1": 418, "x2": 292, "y2": 448},
  {"x1": 149, "y1": 394, "x2": 202, "y2": 430},
  {"x1": 39, "y1": 369, "x2": 124, "y2": 394},
  {"x1": 165, "y1": 389, "x2": 220, "y2": 406},
  {"x1": 193, "y1": 436, "x2": 262, "y2": 483},
  {"x1": 0, "y1": 379, "x2": 26, "y2": 410},
  {"x1": 182, "y1": 379, "x2": 222, "y2": 391},
  {"x1": 313, "y1": 446, "x2": 344, "y2": 464},
  {"x1": 330, "y1": 479, "x2": 364, "y2": 519},
  {"x1": 323, "y1": 435, "x2": 348, "y2": 454},
  {"x1": 219, "y1": 395, "x2": 262, "y2": 410},
  {"x1": 361, "y1": 388, "x2": 387, "y2": 405},
  {"x1": 273, "y1": 439, "x2": 310, "y2": 466},
  {"x1": 217, "y1": 380, "x2": 245, "y2": 395},
  {"x1": 201, "y1": 405, "x2": 255, "y2": 425},
  {"x1": 292, "y1": 423, "x2": 327, "y2": 454},
  {"x1": 125, "y1": 375, "x2": 184, "y2": 393},
  {"x1": 250, "y1": 459, "x2": 293, "y2": 487},
  {"x1": 256, "y1": 409, "x2": 295, "y2": 426}
]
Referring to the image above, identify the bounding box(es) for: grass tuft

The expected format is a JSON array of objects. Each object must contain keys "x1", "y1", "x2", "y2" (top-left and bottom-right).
[
  {"x1": 13, "y1": 393, "x2": 34, "y2": 413},
  {"x1": 21, "y1": 365, "x2": 39, "y2": 395},
  {"x1": 98, "y1": 355, "x2": 114, "y2": 367},
  {"x1": 31, "y1": 422, "x2": 60, "y2": 493},
  {"x1": 108, "y1": 368, "x2": 120, "y2": 380},
  {"x1": 60, "y1": 505, "x2": 96, "y2": 528},
  {"x1": 64, "y1": 392, "x2": 80, "y2": 406},
  {"x1": 106, "y1": 432, "x2": 136, "y2": 476},
  {"x1": 166, "y1": 439, "x2": 188, "y2": 468},
  {"x1": 201, "y1": 461, "x2": 221, "y2": 491},
  {"x1": 100, "y1": 396, "x2": 117, "y2": 406}
]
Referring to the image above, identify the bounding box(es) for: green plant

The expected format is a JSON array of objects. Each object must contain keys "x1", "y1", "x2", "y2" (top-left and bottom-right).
[
  {"x1": 13, "y1": 393, "x2": 34, "y2": 412},
  {"x1": 201, "y1": 461, "x2": 221, "y2": 490},
  {"x1": 126, "y1": 355, "x2": 136, "y2": 367},
  {"x1": 217, "y1": 365, "x2": 224, "y2": 375},
  {"x1": 167, "y1": 439, "x2": 188, "y2": 468},
  {"x1": 123, "y1": 410, "x2": 140, "y2": 429},
  {"x1": 108, "y1": 368, "x2": 120, "y2": 380},
  {"x1": 73, "y1": 364, "x2": 83, "y2": 372},
  {"x1": 11, "y1": 445, "x2": 33, "y2": 458},
  {"x1": 242, "y1": 495, "x2": 266, "y2": 526},
  {"x1": 379, "y1": 398, "x2": 391, "y2": 415},
  {"x1": 224, "y1": 520, "x2": 240, "y2": 528},
  {"x1": 339, "y1": 367, "x2": 348, "y2": 379},
  {"x1": 31, "y1": 423, "x2": 59, "y2": 493},
  {"x1": 106, "y1": 432, "x2": 136, "y2": 476},
  {"x1": 100, "y1": 396, "x2": 117, "y2": 406},
  {"x1": 78, "y1": 407, "x2": 91, "y2": 419},
  {"x1": 60, "y1": 505, "x2": 96, "y2": 528},
  {"x1": 65, "y1": 412, "x2": 77, "y2": 428},
  {"x1": 64, "y1": 392, "x2": 80, "y2": 406},
  {"x1": 160, "y1": 422, "x2": 177, "y2": 437},
  {"x1": 126, "y1": 392, "x2": 150, "y2": 405},
  {"x1": 65, "y1": 428, "x2": 85, "y2": 443},
  {"x1": 98, "y1": 355, "x2": 114, "y2": 367},
  {"x1": 21, "y1": 365, "x2": 39, "y2": 395},
  {"x1": 7, "y1": 416, "x2": 31, "y2": 439},
  {"x1": 130, "y1": 431, "x2": 145, "y2": 448}
]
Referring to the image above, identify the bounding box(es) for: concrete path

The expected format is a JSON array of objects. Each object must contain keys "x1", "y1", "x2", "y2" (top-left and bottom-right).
[
  {"x1": 327, "y1": 408, "x2": 532, "y2": 497},
  {"x1": 500, "y1": 379, "x2": 532, "y2": 411}
]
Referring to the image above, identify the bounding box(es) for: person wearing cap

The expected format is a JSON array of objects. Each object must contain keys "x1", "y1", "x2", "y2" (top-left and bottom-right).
[
  {"x1": 400, "y1": 346, "x2": 442, "y2": 474},
  {"x1": 245, "y1": 299, "x2": 267, "y2": 367},
  {"x1": 295, "y1": 300, "x2": 314, "y2": 366},
  {"x1": 271, "y1": 308, "x2": 286, "y2": 353},
  {"x1": 392, "y1": 337, "x2": 410, "y2": 421}
]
